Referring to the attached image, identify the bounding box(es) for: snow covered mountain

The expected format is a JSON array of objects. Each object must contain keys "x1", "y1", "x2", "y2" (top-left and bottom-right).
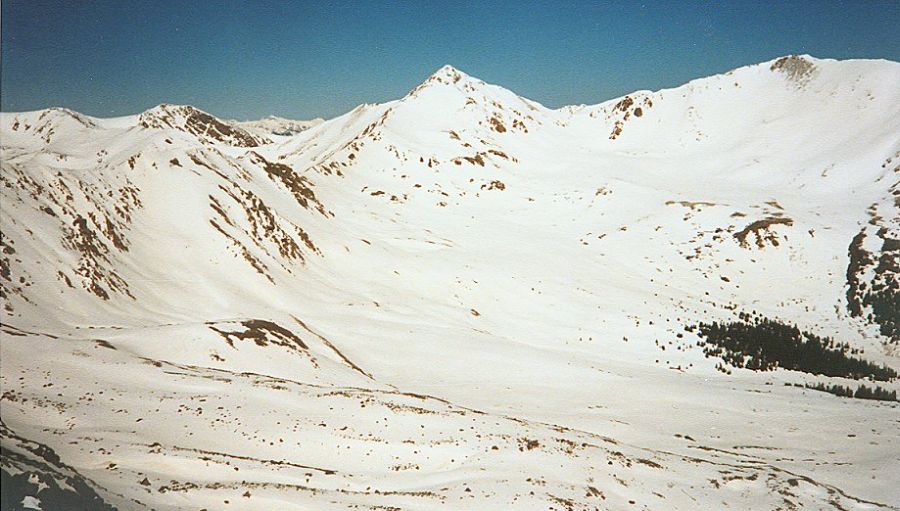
[
  {"x1": 232, "y1": 116, "x2": 325, "y2": 138},
  {"x1": 1, "y1": 55, "x2": 899, "y2": 510}
]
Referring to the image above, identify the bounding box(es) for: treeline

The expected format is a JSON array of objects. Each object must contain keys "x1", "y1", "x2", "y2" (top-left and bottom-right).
[
  {"x1": 693, "y1": 316, "x2": 897, "y2": 381},
  {"x1": 799, "y1": 382, "x2": 897, "y2": 402}
]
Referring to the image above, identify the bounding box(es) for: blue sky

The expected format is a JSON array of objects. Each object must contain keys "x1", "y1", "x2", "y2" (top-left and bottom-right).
[{"x1": 2, "y1": 0, "x2": 898, "y2": 120}]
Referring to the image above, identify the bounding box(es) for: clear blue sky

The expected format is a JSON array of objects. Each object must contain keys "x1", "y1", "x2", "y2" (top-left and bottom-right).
[{"x1": 2, "y1": 0, "x2": 898, "y2": 120}]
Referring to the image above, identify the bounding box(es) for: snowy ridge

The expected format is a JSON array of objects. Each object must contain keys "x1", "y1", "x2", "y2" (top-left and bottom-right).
[{"x1": 1, "y1": 55, "x2": 899, "y2": 510}]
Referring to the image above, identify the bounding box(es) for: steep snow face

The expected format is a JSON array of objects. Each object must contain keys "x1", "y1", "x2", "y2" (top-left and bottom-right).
[{"x1": 2, "y1": 55, "x2": 900, "y2": 510}]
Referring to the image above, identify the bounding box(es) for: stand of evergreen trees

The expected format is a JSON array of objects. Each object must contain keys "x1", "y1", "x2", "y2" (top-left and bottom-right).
[
  {"x1": 800, "y1": 382, "x2": 898, "y2": 402},
  {"x1": 694, "y1": 316, "x2": 897, "y2": 381},
  {"x1": 862, "y1": 276, "x2": 899, "y2": 342}
]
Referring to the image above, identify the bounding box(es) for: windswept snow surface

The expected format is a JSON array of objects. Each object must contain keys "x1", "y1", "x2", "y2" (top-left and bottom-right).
[{"x1": 1, "y1": 55, "x2": 899, "y2": 510}]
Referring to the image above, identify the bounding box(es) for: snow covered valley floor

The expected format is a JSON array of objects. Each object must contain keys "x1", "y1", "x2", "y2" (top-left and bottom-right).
[{"x1": 1, "y1": 55, "x2": 899, "y2": 510}]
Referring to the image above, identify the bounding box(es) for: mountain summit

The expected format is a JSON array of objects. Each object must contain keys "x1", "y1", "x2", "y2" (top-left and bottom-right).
[{"x1": 138, "y1": 104, "x2": 272, "y2": 146}]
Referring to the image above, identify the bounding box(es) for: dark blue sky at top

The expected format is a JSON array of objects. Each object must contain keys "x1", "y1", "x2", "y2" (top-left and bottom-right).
[{"x1": 2, "y1": 0, "x2": 898, "y2": 120}]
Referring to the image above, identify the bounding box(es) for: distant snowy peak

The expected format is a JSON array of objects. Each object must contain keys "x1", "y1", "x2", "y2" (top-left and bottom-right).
[
  {"x1": 408, "y1": 64, "x2": 476, "y2": 94},
  {"x1": 233, "y1": 115, "x2": 325, "y2": 137},
  {"x1": 404, "y1": 64, "x2": 546, "y2": 113},
  {"x1": 562, "y1": 54, "x2": 900, "y2": 147},
  {"x1": 298, "y1": 55, "x2": 899, "y2": 180},
  {"x1": 1, "y1": 107, "x2": 100, "y2": 144},
  {"x1": 31, "y1": 107, "x2": 98, "y2": 129},
  {"x1": 137, "y1": 104, "x2": 272, "y2": 147},
  {"x1": 349, "y1": 64, "x2": 548, "y2": 153}
]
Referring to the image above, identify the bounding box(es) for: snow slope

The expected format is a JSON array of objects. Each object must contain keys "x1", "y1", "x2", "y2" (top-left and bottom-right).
[{"x1": 1, "y1": 55, "x2": 899, "y2": 510}]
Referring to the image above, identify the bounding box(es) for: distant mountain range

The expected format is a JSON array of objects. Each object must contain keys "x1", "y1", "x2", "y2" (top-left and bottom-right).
[{"x1": 232, "y1": 115, "x2": 325, "y2": 137}]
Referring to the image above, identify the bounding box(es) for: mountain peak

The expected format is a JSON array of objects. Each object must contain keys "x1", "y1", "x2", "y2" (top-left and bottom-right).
[
  {"x1": 431, "y1": 64, "x2": 468, "y2": 82},
  {"x1": 406, "y1": 65, "x2": 481, "y2": 96},
  {"x1": 138, "y1": 104, "x2": 271, "y2": 147},
  {"x1": 138, "y1": 104, "x2": 207, "y2": 128},
  {"x1": 141, "y1": 103, "x2": 201, "y2": 117}
]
